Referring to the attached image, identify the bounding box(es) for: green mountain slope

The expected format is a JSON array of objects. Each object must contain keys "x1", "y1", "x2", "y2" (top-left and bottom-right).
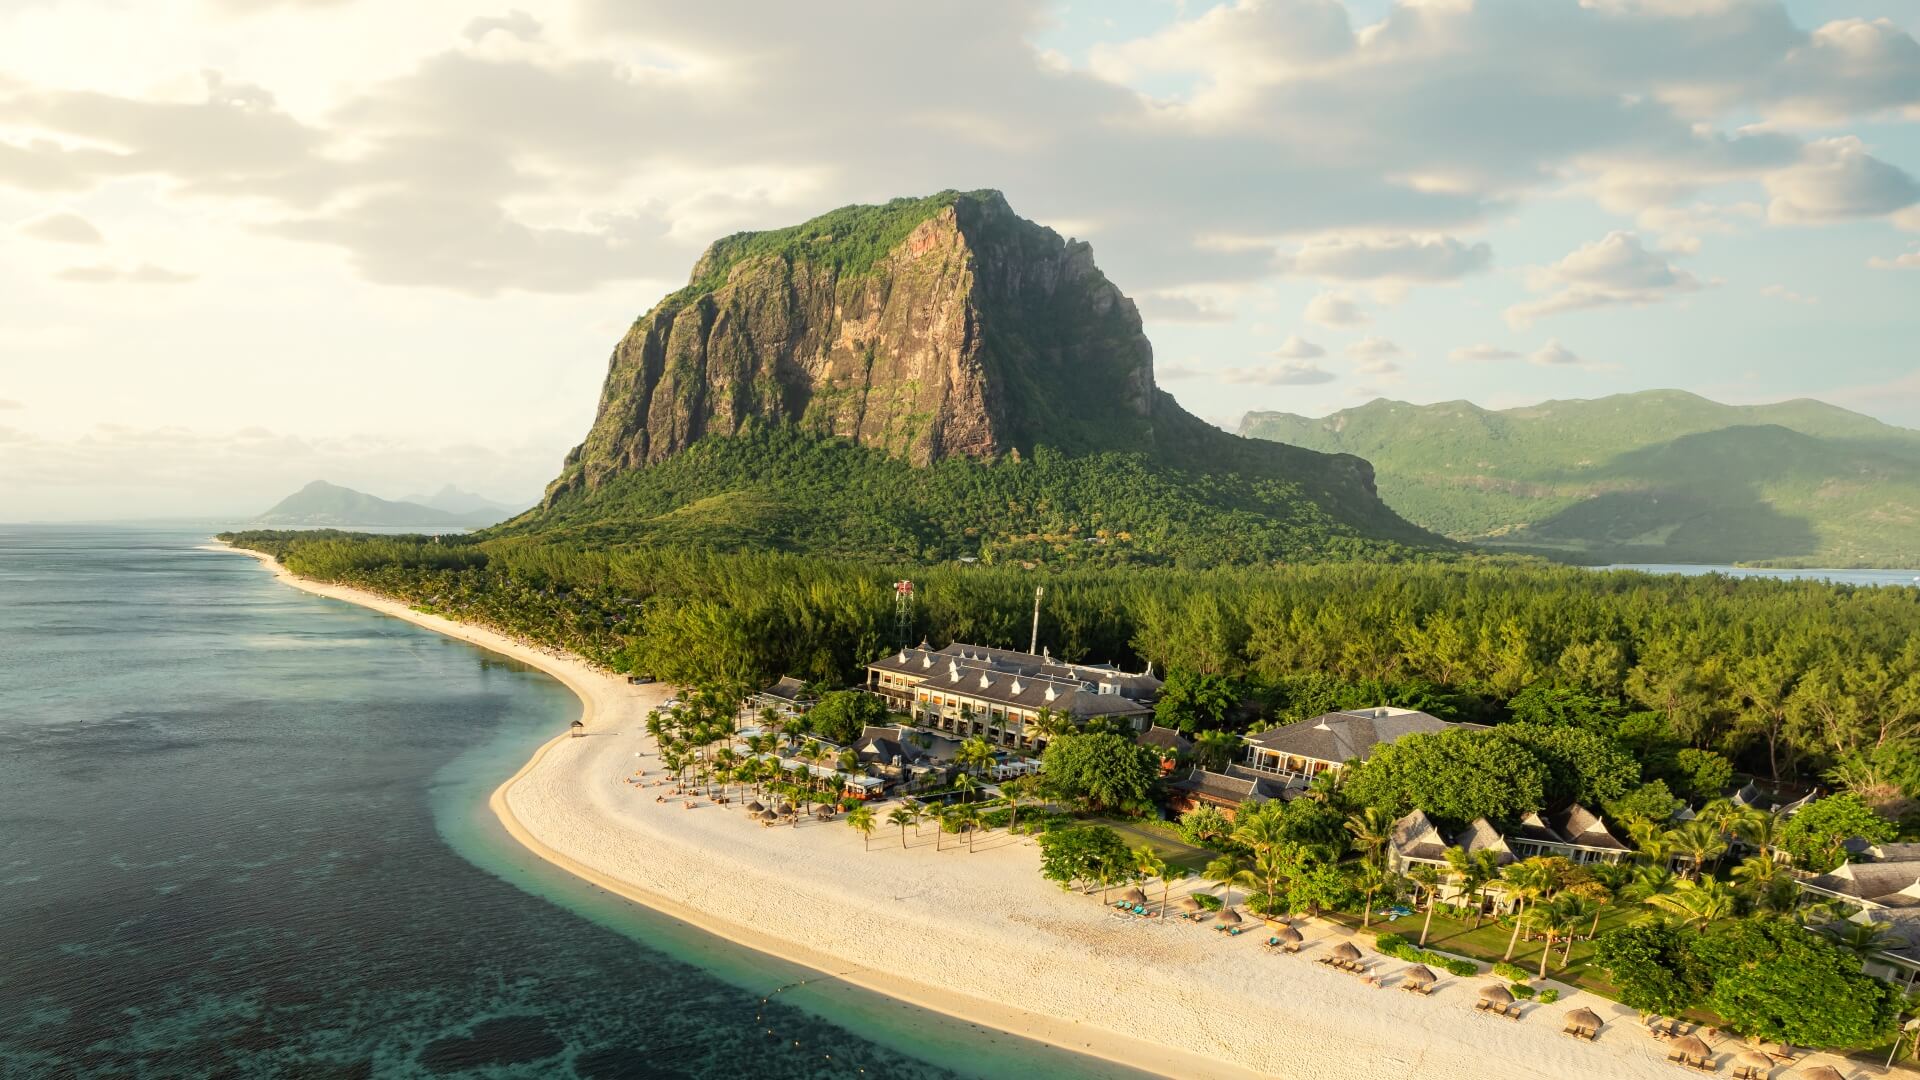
[
  {"x1": 254, "y1": 481, "x2": 504, "y2": 529},
  {"x1": 1239, "y1": 391, "x2": 1920, "y2": 566},
  {"x1": 504, "y1": 190, "x2": 1443, "y2": 565}
]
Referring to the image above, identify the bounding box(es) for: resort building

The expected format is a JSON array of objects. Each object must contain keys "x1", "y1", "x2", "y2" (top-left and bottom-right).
[
  {"x1": 1137, "y1": 725, "x2": 1193, "y2": 772},
  {"x1": 864, "y1": 642, "x2": 1158, "y2": 751},
  {"x1": 747, "y1": 676, "x2": 818, "y2": 723},
  {"x1": 1240, "y1": 707, "x2": 1480, "y2": 789},
  {"x1": 1801, "y1": 856, "x2": 1920, "y2": 988},
  {"x1": 1166, "y1": 766, "x2": 1295, "y2": 821},
  {"x1": 1386, "y1": 805, "x2": 1627, "y2": 874}
]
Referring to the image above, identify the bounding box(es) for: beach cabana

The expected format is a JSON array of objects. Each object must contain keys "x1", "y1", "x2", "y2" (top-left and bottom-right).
[
  {"x1": 1177, "y1": 896, "x2": 1205, "y2": 920},
  {"x1": 1563, "y1": 1007, "x2": 1603, "y2": 1040},
  {"x1": 1730, "y1": 1050, "x2": 1773, "y2": 1078},
  {"x1": 1792, "y1": 1068, "x2": 1845, "y2": 1080},
  {"x1": 1272, "y1": 925, "x2": 1303, "y2": 953},
  {"x1": 1331, "y1": 941, "x2": 1360, "y2": 962},
  {"x1": 1475, "y1": 984, "x2": 1513, "y2": 1015},
  {"x1": 1668, "y1": 1034, "x2": 1713, "y2": 1071},
  {"x1": 570, "y1": 719, "x2": 585, "y2": 737},
  {"x1": 1216, "y1": 907, "x2": 1243, "y2": 926},
  {"x1": 1401, "y1": 964, "x2": 1436, "y2": 994},
  {"x1": 756, "y1": 809, "x2": 778, "y2": 825},
  {"x1": 1122, "y1": 887, "x2": 1149, "y2": 906},
  {"x1": 746, "y1": 799, "x2": 766, "y2": 814}
]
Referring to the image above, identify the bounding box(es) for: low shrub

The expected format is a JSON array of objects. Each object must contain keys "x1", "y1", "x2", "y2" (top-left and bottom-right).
[
  {"x1": 1441, "y1": 958, "x2": 1479, "y2": 977},
  {"x1": 1509, "y1": 983, "x2": 1537, "y2": 1000},
  {"x1": 1374, "y1": 933, "x2": 1409, "y2": 954},
  {"x1": 1538, "y1": 989, "x2": 1560, "y2": 1005},
  {"x1": 1493, "y1": 962, "x2": 1531, "y2": 983}
]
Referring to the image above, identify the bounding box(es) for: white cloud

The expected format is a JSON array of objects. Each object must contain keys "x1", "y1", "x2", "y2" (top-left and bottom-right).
[
  {"x1": 1220, "y1": 360, "x2": 1337, "y2": 386},
  {"x1": 1272, "y1": 334, "x2": 1325, "y2": 359},
  {"x1": 1765, "y1": 136, "x2": 1920, "y2": 223},
  {"x1": 1634, "y1": 201, "x2": 1761, "y2": 253},
  {"x1": 54, "y1": 263, "x2": 196, "y2": 285},
  {"x1": 1138, "y1": 293, "x2": 1234, "y2": 323},
  {"x1": 464, "y1": 10, "x2": 543, "y2": 44},
  {"x1": 1157, "y1": 360, "x2": 1208, "y2": 380},
  {"x1": 17, "y1": 211, "x2": 103, "y2": 244},
  {"x1": 1527, "y1": 340, "x2": 1583, "y2": 367},
  {"x1": 1345, "y1": 336, "x2": 1403, "y2": 362},
  {"x1": 1304, "y1": 290, "x2": 1367, "y2": 327},
  {"x1": 1506, "y1": 231, "x2": 1704, "y2": 326},
  {"x1": 1867, "y1": 246, "x2": 1920, "y2": 269},
  {"x1": 1759, "y1": 283, "x2": 1818, "y2": 303},
  {"x1": 1449, "y1": 343, "x2": 1521, "y2": 363},
  {"x1": 1279, "y1": 234, "x2": 1492, "y2": 284}
]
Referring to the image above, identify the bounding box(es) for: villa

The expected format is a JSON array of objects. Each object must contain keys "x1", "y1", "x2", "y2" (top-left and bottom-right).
[
  {"x1": 1166, "y1": 766, "x2": 1295, "y2": 821},
  {"x1": 1241, "y1": 707, "x2": 1483, "y2": 789},
  {"x1": 1386, "y1": 805, "x2": 1628, "y2": 875},
  {"x1": 747, "y1": 676, "x2": 818, "y2": 722},
  {"x1": 865, "y1": 642, "x2": 1159, "y2": 750}
]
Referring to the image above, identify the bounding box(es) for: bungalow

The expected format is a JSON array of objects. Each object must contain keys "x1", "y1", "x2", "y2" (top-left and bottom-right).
[
  {"x1": 1241, "y1": 707, "x2": 1481, "y2": 790},
  {"x1": 1387, "y1": 805, "x2": 1628, "y2": 874},
  {"x1": 748, "y1": 676, "x2": 818, "y2": 722},
  {"x1": 1166, "y1": 766, "x2": 1294, "y2": 821},
  {"x1": 864, "y1": 642, "x2": 1158, "y2": 751},
  {"x1": 1137, "y1": 725, "x2": 1194, "y2": 773}
]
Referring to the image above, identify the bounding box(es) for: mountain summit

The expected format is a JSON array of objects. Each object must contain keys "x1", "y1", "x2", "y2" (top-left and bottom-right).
[{"x1": 518, "y1": 191, "x2": 1439, "y2": 564}]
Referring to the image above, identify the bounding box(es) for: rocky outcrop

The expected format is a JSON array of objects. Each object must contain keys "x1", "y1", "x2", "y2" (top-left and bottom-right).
[{"x1": 546, "y1": 191, "x2": 1157, "y2": 502}]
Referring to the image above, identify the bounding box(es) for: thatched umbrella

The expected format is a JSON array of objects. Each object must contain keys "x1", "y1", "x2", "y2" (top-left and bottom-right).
[
  {"x1": 1564, "y1": 1007, "x2": 1603, "y2": 1035},
  {"x1": 814, "y1": 804, "x2": 834, "y2": 819},
  {"x1": 1216, "y1": 907, "x2": 1243, "y2": 925},
  {"x1": 1122, "y1": 887, "x2": 1149, "y2": 905},
  {"x1": 1478, "y1": 985, "x2": 1513, "y2": 1005},
  {"x1": 775, "y1": 803, "x2": 794, "y2": 816},
  {"x1": 1792, "y1": 1068, "x2": 1846, "y2": 1080},
  {"x1": 746, "y1": 799, "x2": 765, "y2": 814},
  {"x1": 1330, "y1": 941, "x2": 1361, "y2": 962},
  {"x1": 1403, "y1": 963, "x2": 1437, "y2": 986},
  {"x1": 1731, "y1": 1050, "x2": 1774, "y2": 1076},
  {"x1": 1178, "y1": 896, "x2": 1205, "y2": 913},
  {"x1": 1275, "y1": 926, "x2": 1303, "y2": 944},
  {"x1": 1671, "y1": 1035, "x2": 1712, "y2": 1063},
  {"x1": 757, "y1": 809, "x2": 778, "y2": 822}
]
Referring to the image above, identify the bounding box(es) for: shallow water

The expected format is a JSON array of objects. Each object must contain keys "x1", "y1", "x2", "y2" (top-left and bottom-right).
[
  {"x1": 0, "y1": 526, "x2": 1142, "y2": 1079},
  {"x1": 1598, "y1": 563, "x2": 1920, "y2": 587}
]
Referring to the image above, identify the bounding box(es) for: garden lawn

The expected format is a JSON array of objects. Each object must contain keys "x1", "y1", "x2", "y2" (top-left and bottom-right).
[{"x1": 1345, "y1": 903, "x2": 1646, "y2": 994}]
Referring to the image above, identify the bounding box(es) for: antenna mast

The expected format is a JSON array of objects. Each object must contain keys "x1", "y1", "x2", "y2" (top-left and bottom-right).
[{"x1": 1029, "y1": 585, "x2": 1044, "y2": 656}]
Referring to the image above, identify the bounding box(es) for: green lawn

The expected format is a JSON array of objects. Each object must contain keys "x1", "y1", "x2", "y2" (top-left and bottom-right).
[
  {"x1": 1092, "y1": 818, "x2": 1214, "y2": 875},
  {"x1": 1336, "y1": 903, "x2": 1645, "y2": 994}
]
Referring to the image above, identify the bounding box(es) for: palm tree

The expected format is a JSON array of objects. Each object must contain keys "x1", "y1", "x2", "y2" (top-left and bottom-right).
[
  {"x1": 1646, "y1": 878, "x2": 1737, "y2": 929},
  {"x1": 1665, "y1": 819, "x2": 1729, "y2": 880},
  {"x1": 1204, "y1": 853, "x2": 1256, "y2": 909},
  {"x1": 954, "y1": 771, "x2": 980, "y2": 805},
  {"x1": 1345, "y1": 807, "x2": 1394, "y2": 868},
  {"x1": 1350, "y1": 862, "x2": 1399, "y2": 928},
  {"x1": 1500, "y1": 858, "x2": 1559, "y2": 961},
  {"x1": 847, "y1": 804, "x2": 876, "y2": 850},
  {"x1": 1819, "y1": 917, "x2": 1898, "y2": 957},
  {"x1": 886, "y1": 806, "x2": 916, "y2": 848},
  {"x1": 1621, "y1": 863, "x2": 1677, "y2": 904},
  {"x1": 1232, "y1": 811, "x2": 1291, "y2": 904},
  {"x1": 959, "y1": 735, "x2": 997, "y2": 775},
  {"x1": 1737, "y1": 810, "x2": 1785, "y2": 863},
  {"x1": 1550, "y1": 893, "x2": 1600, "y2": 972},
  {"x1": 1444, "y1": 846, "x2": 1501, "y2": 928},
  {"x1": 956, "y1": 803, "x2": 984, "y2": 852},
  {"x1": 1626, "y1": 817, "x2": 1676, "y2": 868},
  {"x1": 999, "y1": 777, "x2": 1030, "y2": 835},
  {"x1": 1407, "y1": 864, "x2": 1445, "y2": 946},
  {"x1": 1135, "y1": 846, "x2": 1172, "y2": 914}
]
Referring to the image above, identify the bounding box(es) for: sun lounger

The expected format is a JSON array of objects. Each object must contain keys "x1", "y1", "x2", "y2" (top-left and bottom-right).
[
  {"x1": 1400, "y1": 982, "x2": 1432, "y2": 995},
  {"x1": 1474, "y1": 1000, "x2": 1494, "y2": 1012},
  {"x1": 1502, "y1": 1003, "x2": 1524, "y2": 1020}
]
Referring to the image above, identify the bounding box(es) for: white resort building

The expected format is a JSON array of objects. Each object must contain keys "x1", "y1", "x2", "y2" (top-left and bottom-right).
[{"x1": 864, "y1": 642, "x2": 1159, "y2": 751}]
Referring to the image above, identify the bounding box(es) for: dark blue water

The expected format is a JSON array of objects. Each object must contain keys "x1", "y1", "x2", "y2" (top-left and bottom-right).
[{"x1": 0, "y1": 527, "x2": 1139, "y2": 1079}]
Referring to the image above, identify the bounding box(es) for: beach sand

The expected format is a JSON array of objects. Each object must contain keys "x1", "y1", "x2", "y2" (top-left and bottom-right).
[{"x1": 222, "y1": 542, "x2": 1882, "y2": 1080}]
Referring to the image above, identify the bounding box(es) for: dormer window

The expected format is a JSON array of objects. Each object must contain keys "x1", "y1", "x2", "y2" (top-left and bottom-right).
[{"x1": 1043, "y1": 685, "x2": 1057, "y2": 702}]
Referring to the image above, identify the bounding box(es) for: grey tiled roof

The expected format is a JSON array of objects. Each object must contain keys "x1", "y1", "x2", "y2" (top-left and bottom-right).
[
  {"x1": 1805, "y1": 860, "x2": 1920, "y2": 905},
  {"x1": 868, "y1": 645, "x2": 1153, "y2": 719},
  {"x1": 1243, "y1": 708, "x2": 1476, "y2": 765},
  {"x1": 1137, "y1": 725, "x2": 1193, "y2": 753}
]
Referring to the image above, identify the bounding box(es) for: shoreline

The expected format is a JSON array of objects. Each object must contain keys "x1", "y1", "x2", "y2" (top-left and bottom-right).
[
  {"x1": 217, "y1": 541, "x2": 1860, "y2": 1080},
  {"x1": 213, "y1": 542, "x2": 1227, "y2": 1079}
]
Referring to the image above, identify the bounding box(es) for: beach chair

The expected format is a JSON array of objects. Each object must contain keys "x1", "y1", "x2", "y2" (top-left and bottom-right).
[
  {"x1": 1474, "y1": 1000, "x2": 1494, "y2": 1013},
  {"x1": 1502, "y1": 1003, "x2": 1524, "y2": 1020},
  {"x1": 1400, "y1": 982, "x2": 1432, "y2": 996}
]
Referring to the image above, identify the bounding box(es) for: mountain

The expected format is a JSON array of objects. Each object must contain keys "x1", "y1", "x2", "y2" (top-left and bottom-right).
[
  {"x1": 506, "y1": 190, "x2": 1441, "y2": 565},
  {"x1": 1239, "y1": 390, "x2": 1920, "y2": 566},
  {"x1": 399, "y1": 484, "x2": 530, "y2": 518},
  {"x1": 253, "y1": 481, "x2": 505, "y2": 529}
]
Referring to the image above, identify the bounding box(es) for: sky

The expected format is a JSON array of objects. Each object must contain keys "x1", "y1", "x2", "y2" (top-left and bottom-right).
[{"x1": 2, "y1": 0, "x2": 1918, "y2": 520}]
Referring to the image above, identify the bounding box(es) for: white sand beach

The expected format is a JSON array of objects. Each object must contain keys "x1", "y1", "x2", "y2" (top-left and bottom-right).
[{"x1": 223, "y1": 542, "x2": 1880, "y2": 1080}]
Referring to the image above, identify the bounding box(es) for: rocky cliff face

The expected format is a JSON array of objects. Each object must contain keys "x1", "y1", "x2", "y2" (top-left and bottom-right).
[{"x1": 546, "y1": 191, "x2": 1159, "y2": 502}]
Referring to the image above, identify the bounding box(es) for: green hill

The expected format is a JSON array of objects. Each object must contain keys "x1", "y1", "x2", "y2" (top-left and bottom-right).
[
  {"x1": 1238, "y1": 391, "x2": 1920, "y2": 567},
  {"x1": 254, "y1": 481, "x2": 506, "y2": 529},
  {"x1": 501, "y1": 191, "x2": 1444, "y2": 566}
]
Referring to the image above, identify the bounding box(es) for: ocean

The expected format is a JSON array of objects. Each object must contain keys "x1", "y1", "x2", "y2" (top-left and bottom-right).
[{"x1": 0, "y1": 526, "x2": 1140, "y2": 1080}]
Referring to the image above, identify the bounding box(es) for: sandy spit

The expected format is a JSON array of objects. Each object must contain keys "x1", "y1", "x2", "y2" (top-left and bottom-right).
[{"x1": 217, "y1": 541, "x2": 1849, "y2": 1080}]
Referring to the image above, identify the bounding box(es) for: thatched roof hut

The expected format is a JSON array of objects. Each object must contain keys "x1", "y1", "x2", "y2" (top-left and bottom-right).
[
  {"x1": 1275, "y1": 926, "x2": 1303, "y2": 943},
  {"x1": 1671, "y1": 1035, "x2": 1712, "y2": 1063},
  {"x1": 746, "y1": 800, "x2": 765, "y2": 813},
  {"x1": 569, "y1": 719, "x2": 586, "y2": 737},
  {"x1": 1178, "y1": 895, "x2": 1205, "y2": 913},
  {"x1": 1731, "y1": 1050, "x2": 1773, "y2": 1074},
  {"x1": 1563, "y1": 1008, "x2": 1603, "y2": 1034},
  {"x1": 757, "y1": 809, "x2": 778, "y2": 822},
  {"x1": 1330, "y1": 941, "x2": 1361, "y2": 962},
  {"x1": 1478, "y1": 984, "x2": 1513, "y2": 1004},
  {"x1": 1122, "y1": 887, "x2": 1149, "y2": 905},
  {"x1": 1793, "y1": 1068, "x2": 1846, "y2": 1080},
  {"x1": 1216, "y1": 907, "x2": 1243, "y2": 925},
  {"x1": 1403, "y1": 964, "x2": 1437, "y2": 985}
]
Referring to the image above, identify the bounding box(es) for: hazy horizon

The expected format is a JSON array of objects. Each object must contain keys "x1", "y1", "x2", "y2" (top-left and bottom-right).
[{"x1": 5, "y1": 0, "x2": 1919, "y2": 519}]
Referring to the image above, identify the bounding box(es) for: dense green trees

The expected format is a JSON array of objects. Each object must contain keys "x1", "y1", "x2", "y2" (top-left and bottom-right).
[
  {"x1": 805, "y1": 690, "x2": 890, "y2": 745},
  {"x1": 1036, "y1": 826, "x2": 1134, "y2": 892},
  {"x1": 1040, "y1": 733, "x2": 1161, "y2": 813},
  {"x1": 1782, "y1": 793, "x2": 1898, "y2": 872},
  {"x1": 1343, "y1": 729, "x2": 1548, "y2": 826}
]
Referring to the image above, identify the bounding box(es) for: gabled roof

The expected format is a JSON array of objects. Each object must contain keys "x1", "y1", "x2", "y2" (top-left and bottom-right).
[
  {"x1": 1805, "y1": 860, "x2": 1920, "y2": 906},
  {"x1": 1550, "y1": 804, "x2": 1631, "y2": 852},
  {"x1": 759, "y1": 675, "x2": 814, "y2": 702},
  {"x1": 1508, "y1": 811, "x2": 1565, "y2": 847},
  {"x1": 1390, "y1": 809, "x2": 1450, "y2": 864},
  {"x1": 868, "y1": 646, "x2": 1153, "y2": 718},
  {"x1": 1244, "y1": 707, "x2": 1473, "y2": 766},
  {"x1": 867, "y1": 642, "x2": 1162, "y2": 698},
  {"x1": 1138, "y1": 725, "x2": 1193, "y2": 754},
  {"x1": 1455, "y1": 818, "x2": 1516, "y2": 865},
  {"x1": 1170, "y1": 768, "x2": 1264, "y2": 806}
]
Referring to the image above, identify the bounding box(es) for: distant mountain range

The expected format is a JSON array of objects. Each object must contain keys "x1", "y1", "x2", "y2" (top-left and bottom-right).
[
  {"x1": 251, "y1": 481, "x2": 528, "y2": 529},
  {"x1": 1239, "y1": 390, "x2": 1920, "y2": 567}
]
